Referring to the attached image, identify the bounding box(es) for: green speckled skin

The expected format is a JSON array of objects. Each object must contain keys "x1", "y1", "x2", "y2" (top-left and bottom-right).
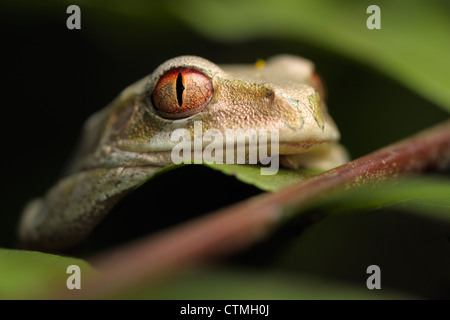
[{"x1": 19, "y1": 55, "x2": 348, "y2": 251}]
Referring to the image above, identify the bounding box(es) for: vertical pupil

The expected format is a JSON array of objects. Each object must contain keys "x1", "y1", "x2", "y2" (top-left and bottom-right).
[{"x1": 176, "y1": 73, "x2": 184, "y2": 107}]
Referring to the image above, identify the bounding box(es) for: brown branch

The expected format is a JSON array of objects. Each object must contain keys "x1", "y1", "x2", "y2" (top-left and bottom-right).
[{"x1": 56, "y1": 119, "x2": 450, "y2": 299}]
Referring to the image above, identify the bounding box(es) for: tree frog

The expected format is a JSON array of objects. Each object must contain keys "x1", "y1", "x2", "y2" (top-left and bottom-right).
[{"x1": 18, "y1": 55, "x2": 348, "y2": 251}]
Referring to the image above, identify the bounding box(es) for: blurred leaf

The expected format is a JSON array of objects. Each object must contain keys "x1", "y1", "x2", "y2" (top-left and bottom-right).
[
  {"x1": 0, "y1": 248, "x2": 94, "y2": 299},
  {"x1": 116, "y1": 267, "x2": 415, "y2": 299},
  {"x1": 314, "y1": 176, "x2": 450, "y2": 218},
  {"x1": 168, "y1": 0, "x2": 450, "y2": 113},
  {"x1": 279, "y1": 176, "x2": 450, "y2": 227}
]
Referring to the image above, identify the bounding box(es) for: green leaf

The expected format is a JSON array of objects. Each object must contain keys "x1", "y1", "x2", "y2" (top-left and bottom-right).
[
  {"x1": 315, "y1": 176, "x2": 450, "y2": 219},
  {"x1": 0, "y1": 248, "x2": 94, "y2": 299},
  {"x1": 277, "y1": 176, "x2": 450, "y2": 229},
  {"x1": 168, "y1": 0, "x2": 450, "y2": 113},
  {"x1": 139, "y1": 163, "x2": 311, "y2": 192},
  {"x1": 206, "y1": 163, "x2": 311, "y2": 191}
]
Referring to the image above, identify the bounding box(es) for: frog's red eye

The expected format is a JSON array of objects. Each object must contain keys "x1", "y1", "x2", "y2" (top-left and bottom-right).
[{"x1": 152, "y1": 67, "x2": 213, "y2": 119}]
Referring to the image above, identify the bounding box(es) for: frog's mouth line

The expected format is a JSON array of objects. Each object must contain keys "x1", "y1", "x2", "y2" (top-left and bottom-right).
[
  {"x1": 102, "y1": 140, "x2": 328, "y2": 170},
  {"x1": 155, "y1": 140, "x2": 333, "y2": 172}
]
